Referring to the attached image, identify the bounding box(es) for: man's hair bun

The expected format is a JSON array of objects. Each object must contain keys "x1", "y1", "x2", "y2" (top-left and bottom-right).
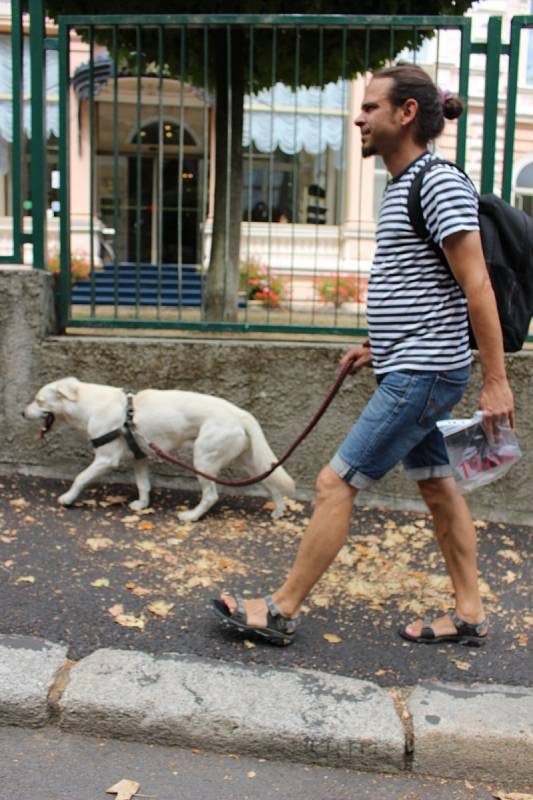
[{"x1": 442, "y1": 94, "x2": 464, "y2": 121}]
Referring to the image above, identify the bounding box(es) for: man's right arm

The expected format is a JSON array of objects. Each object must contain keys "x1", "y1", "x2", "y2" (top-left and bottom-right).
[
  {"x1": 442, "y1": 229, "x2": 514, "y2": 433},
  {"x1": 340, "y1": 340, "x2": 372, "y2": 374}
]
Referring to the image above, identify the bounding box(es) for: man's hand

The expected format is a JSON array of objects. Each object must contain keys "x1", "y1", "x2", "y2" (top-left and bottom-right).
[
  {"x1": 479, "y1": 376, "x2": 515, "y2": 438},
  {"x1": 340, "y1": 342, "x2": 372, "y2": 374}
]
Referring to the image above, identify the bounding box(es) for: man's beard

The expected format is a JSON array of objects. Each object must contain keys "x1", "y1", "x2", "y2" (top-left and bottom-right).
[{"x1": 362, "y1": 143, "x2": 378, "y2": 158}]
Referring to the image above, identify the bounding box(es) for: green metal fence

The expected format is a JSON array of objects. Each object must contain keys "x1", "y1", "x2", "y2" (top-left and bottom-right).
[
  {"x1": 7, "y1": 10, "x2": 533, "y2": 341},
  {"x1": 0, "y1": 0, "x2": 23, "y2": 264}
]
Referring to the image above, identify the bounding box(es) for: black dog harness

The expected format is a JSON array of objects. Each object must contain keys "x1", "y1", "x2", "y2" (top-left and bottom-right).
[{"x1": 90, "y1": 389, "x2": 145, "y2": 460}]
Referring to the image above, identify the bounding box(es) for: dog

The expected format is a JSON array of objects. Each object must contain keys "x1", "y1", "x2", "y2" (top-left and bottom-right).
[{"x1": 23, "y1": 377, "x2": 295, "y2": 522}]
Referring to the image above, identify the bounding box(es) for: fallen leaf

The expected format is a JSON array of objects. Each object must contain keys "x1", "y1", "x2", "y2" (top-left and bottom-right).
[
  {"x1": 104, "y1": 494, "x2": 129, "y2": 503},
  {"x1": 129, "y1": 585, "x2": 151, "y2": 597},
  {"x1": 147, "y1": 600, "x2": 175, "y2": 618},
  {"x1": 503, "y1": 571, "x2": 517, "y2": 584},
  {"x1": 323, "y1": 633, "x2": 342, "y2": 644},
  {"x1": 114, "y1": 613, "x2": 146, "y2": 630},
  {"x1": 311, "y1": 595, "x2": 330, "y2": 608},
  {"x1": 15, "y1": 575, "x2": 35, "y2": 584},
  {"x1": 91, "y1": 578, "x2": 110, "y2": 588},
  {"x1": 451, "y1": 659, "x2": 471, "y2": 672},
  {"x1": 186, "y1": 576, "x2": 212, "y2": 588},
  {"x1": 106, "y1": 778, "x2": 140, "y2": 800},
  {"x1": 497, "y1": 550, "x2": 523, "y2": 565},
  {"x1": 285, "y1": 499, "x2": 304, "y2": 512},
  {"x1": 123, "y1": 515, "x2": 140, "y2": 524},
  {"x1": 492, "y1": 793, "x2": 533, "y2": 800},
  {"x1": 138, "y1": 520, "x2": 155, "y2": 531},
  {"x1": 247, "y1": 771, "x2": 256, "y2": 778},
  {"x1": 243, "y1": 640, "x2": 256, "y2": 649},
  {"x1": 135, "y1": 540, "x2": 157, "y2": 552},
  {"x1": 86, "y1": 537, "x2": 114, "y2": 551},
  {"x1": 9, "y1": 498, "x2": 28, "y2": 509}
]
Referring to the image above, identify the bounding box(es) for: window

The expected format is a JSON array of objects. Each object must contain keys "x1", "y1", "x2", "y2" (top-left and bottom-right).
[
  {"x1": 515, "y1": 161, "x2": 533, "y2": 217},
  {"x1": 242, "y1": 149, "x2": 297, "y2": 223},
  {"x1": 527, "y1": 0, "x2": 533, "y2": 86}
]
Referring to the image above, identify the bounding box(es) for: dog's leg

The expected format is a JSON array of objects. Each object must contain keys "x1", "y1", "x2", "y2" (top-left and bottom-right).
[
  {"x1": 177, "y1": 422, "x2": 247, "y2": 522},
  {"x1": 129, "y1": 459, "x2": 151, "y2": 511},
  {"x1": 178, "y1": 475, "x2": 219, "y2": 522},
  {"x1": 58, "y1": 454, "x2": 114, "y2": 506},
  {"x1": 238, "y1": 451, "x2": 286, "y2": 519},
  {"x1": 264, "y1": 481, "x2": 287, "y2": 519}
]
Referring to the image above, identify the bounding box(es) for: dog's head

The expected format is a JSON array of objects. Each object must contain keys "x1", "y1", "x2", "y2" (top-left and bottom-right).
[{"x1": 23, "y1": 377, "x2": 80, "y2": 437}]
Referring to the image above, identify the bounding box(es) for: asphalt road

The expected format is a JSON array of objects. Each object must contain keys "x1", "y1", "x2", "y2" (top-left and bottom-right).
[
  {"x1": 0, "y1": 474, "x2": 531, "y2": 687},
  {"x1": 0, "y1": 726, "x2": 527, "y2": 800}
]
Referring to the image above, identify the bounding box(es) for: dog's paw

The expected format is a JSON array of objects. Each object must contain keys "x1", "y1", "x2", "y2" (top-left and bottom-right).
[
  {"x1": 58, "y1": 492, "x2": 76, "y2": 507},
  {"x1": 271, "y1": 506, "x2": 285, "y2": 520},
  {"x1": 129, "y1": 499, "x2": 149, "y2": 511},
  {"x1": 177, "y1": 509, "x2": 202, "y2": 523}
]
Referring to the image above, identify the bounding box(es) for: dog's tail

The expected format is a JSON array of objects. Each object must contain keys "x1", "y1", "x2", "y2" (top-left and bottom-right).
[{"x1": 239, "y1": 412, "x2": 295, "y2": 495}]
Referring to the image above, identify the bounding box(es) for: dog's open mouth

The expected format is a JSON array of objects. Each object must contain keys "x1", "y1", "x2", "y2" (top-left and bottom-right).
[{"x1": 40, "y1": 412, "x2": 55, "y2": 439}]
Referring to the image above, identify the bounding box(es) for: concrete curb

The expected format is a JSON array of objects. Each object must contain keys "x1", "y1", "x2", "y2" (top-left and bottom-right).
[
  {"x1": 57, "y1": 648, "x2": 405, "y2": 772},
  {"x1": 0, "y1": 634, "x2": 68, "y2": 727},
  {"x1": 1, "y1": 634, "x2": 532, "y2": 782},
  {"x1": 409, "y1": 681, "x2": 533, "y2": 783}
]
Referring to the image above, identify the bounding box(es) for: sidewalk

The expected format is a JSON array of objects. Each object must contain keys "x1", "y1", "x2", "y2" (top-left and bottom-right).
[{"x1": 0, "y1": 474, "x2": 532, "y2": 784}]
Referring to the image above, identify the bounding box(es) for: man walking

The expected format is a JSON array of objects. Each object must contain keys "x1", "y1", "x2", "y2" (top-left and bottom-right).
[{"x1": 213, "y1": 64, "x2": 514, "y2": 646}]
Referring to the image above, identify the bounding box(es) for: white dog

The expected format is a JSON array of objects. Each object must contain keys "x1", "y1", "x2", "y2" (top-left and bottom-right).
[{"x1": 23, "y1": 377, "x2": 295, "y2": 522}]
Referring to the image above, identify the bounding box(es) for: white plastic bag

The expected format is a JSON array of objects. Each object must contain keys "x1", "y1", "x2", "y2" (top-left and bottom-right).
[{"x1": 437, "y1": 412, "x2": 521, "y2": 493}]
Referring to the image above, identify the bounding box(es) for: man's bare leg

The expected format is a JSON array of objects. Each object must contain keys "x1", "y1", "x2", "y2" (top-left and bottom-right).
[
  {"x1": 404, "y1": 476, "x2": 488, "y2": 638},
  {"x1": 220, "y1": 466, "x2": 358, "y2": 626}
]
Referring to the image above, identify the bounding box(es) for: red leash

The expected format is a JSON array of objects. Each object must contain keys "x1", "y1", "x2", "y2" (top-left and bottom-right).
[{"x1": 148, "y1": 359, "x2": 355, "y2": 487}]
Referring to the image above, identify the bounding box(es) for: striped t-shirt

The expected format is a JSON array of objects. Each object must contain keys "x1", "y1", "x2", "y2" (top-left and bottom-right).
[{"x1": 367, "y1": 151, "x2": 479, "y2": 374}]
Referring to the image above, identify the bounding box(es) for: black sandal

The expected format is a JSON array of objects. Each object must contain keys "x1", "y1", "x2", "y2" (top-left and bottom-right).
[
  {"x1": 212, "y1": 594, "x2": 298, "y2": 646},
  {"x1": 398, "y1": 610, "x2": 489, "y2": 647}
]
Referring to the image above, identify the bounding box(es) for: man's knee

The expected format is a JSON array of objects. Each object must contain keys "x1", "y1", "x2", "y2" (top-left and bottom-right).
[
  {"x1": 315, "y1": 465, "x2": 356, "y2": 504},
  {"x1": 417, "y1": 476, "x2": 460, "y2": 510}
]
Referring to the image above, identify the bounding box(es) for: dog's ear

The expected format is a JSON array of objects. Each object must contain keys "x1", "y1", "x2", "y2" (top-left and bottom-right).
[{"x1": 55, "y1": 377, "x2": 79, "y2": 402}]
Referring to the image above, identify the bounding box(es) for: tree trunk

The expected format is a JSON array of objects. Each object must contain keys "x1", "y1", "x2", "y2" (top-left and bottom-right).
[{"x1": 204, "y1": 29, "x2": 245, "y2": 322}]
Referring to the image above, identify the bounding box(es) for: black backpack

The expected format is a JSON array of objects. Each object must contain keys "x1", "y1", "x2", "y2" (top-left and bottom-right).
[{"x1": 407, "y1": 158, "x2": 533, "y2": 352}]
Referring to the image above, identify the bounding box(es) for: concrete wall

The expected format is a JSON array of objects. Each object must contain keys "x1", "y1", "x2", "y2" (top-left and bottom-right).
[{"x1": 1, "y1": 266, "x2": 532, "y2": 525}]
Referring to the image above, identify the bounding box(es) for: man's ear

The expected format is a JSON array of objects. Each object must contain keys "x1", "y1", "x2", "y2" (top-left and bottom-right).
[
  {"x1": 400, "y1": 97, "x2": 418, "y2": 127},
  {"x1": 56, "y1": 377, "x2": 79, "y2": 402}
]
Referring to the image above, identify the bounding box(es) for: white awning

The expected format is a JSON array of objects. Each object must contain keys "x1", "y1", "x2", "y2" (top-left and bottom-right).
[
  {"x1": 0, "y1": 34, "x2": 59, "y2": 173},
  {"x1": 242, "y1": 80, "x2": 348, "y2": 157}
]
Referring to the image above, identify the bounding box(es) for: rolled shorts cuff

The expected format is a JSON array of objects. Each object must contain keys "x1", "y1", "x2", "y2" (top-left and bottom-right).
[
  {"x1": 330, "y1": 453, "x2": 377, "y2": 490},
  {"x1": 404, "y1": 464, "x2": 454, "y2": 481}
]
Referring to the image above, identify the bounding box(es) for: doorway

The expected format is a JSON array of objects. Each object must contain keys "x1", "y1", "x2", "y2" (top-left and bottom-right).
[{"x1": 127, "y1": 155, "x2": 199, "y2": 264}]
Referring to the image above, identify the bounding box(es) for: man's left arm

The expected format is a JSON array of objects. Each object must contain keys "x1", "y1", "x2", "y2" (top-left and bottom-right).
[{"x1": 442, "y1": 230, "x2": 515, "y2": 431}]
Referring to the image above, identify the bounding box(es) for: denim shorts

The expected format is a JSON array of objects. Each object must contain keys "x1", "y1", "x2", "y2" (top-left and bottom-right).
[{"x1": 330, "y1": 367, "x2": 470, "y2": 489}]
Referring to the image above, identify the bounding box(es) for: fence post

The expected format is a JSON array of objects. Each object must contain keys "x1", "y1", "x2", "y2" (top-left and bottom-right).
[
  {"x1": 480, "y1": 16, "x2": 502, "y2": 195},
  {"x1": 11, "y1": 0, "x2": 24, "y2": 263},
  {"x1": 456, "y1": 17, "x2": 472, "y2": 168},
  {"x1": 502, "y1": 16, "x2": 525, "y2": 203},
  {"x1": 58, "y1": 17, "x2": 71, "y2": 334},
  {"x1": 29, "y1": 0, "x2": 47, "y2": 269}
]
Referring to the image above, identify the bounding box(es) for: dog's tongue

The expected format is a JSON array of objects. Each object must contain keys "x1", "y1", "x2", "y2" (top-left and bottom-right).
[{"x1": 39, "y1": 413, "x2": 55, "y2": 439}]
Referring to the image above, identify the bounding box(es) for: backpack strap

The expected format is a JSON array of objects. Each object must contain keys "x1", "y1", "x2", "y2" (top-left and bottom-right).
[{"x1": 406, "y1": 157, "x2": 475, "y2": 267}]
